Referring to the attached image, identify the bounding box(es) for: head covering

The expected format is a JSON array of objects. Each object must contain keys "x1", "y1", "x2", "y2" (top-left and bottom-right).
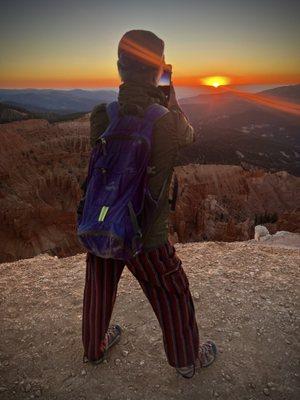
[{"x1": 118, "y1": 30, "x2": 165, "y2": 71}]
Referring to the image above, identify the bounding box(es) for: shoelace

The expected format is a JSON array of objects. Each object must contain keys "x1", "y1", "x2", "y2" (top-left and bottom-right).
[
  {"x1": 103, "y1": 326, "x2": 120, "y2": 350},
  {"x1": 198, "y1": 342, "x2": 214, "y2": 367}
]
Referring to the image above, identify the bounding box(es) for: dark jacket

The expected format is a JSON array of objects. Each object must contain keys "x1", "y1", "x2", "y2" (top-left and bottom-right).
[{"x1": 89, "y1": 81, "x2": 195, "y2": 250}]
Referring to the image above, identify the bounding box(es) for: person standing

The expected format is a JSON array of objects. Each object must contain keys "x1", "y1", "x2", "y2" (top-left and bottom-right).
[{"x1": 81, "y1": 30, "x2": 217, "y2": 379}]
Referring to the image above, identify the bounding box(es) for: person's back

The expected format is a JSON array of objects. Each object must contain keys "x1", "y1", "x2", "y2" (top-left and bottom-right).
[
  {"x1": 89, "y1": 81, "x2": 194, "y2": 250},
  {"x1": 81, "y1": 29, "x2": 217, "y2": 379}
]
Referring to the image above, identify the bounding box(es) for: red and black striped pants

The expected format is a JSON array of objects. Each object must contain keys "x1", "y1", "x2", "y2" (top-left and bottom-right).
[{"x1": 82, "y1": 240, "x2": 200, "y2": 368}]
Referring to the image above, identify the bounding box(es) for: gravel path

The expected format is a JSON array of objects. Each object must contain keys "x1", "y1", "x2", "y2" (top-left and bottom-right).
[{"x1": 0, "y1": 240, "x2": 299, "y2": 400}]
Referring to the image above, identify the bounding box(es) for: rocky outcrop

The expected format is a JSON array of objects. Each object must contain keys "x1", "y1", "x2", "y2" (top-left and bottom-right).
[
  {"x1": 0, "y1": 119, "x2": 90, "y2": 262},
  {"x1": 0, "y1": 107, "x2": 28, "y2": 123},
  {"x1": 168, "y1": 164, "x2": 300, "y2": 244},
  {"x1": 0, "y1": 119, "x2": 299, "y2": 262},
  {"x1": 0, "y1": 102, "x2": 32, "y2": 124}
]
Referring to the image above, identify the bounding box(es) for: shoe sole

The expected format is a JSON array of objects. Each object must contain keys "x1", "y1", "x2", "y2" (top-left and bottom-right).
[
  {"x1": 177, "y1": 341, "x2": 218, "y2": 378},
  {"x1": 109, "y1": 324, "x2": 122, "y2": 348},
  {"x1": 83, "y1": 324, "x2": 122, "y2": 365},
  {"x1": 176, "y1": 365, "x2": 195, "y2": 379}
]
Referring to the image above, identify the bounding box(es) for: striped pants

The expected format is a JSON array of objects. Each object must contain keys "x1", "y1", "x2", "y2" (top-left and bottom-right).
[{"x1": 82, "y1": 240, "x2": 200, "y2": 368}]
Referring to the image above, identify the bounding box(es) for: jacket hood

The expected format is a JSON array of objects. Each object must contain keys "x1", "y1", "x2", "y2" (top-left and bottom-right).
[{"x1": 118, "y1": 81, "x2": 167, "y2": 117}]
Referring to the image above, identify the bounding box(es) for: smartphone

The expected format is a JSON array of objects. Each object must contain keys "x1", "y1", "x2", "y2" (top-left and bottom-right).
[{"x1": 158, "y1": 64, "x2": 172, "y2": 101}]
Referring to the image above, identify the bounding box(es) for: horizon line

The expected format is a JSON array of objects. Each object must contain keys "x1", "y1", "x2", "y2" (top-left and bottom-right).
[{"x1": 0, "y1": 83, "x2": 299, "y2": 91}]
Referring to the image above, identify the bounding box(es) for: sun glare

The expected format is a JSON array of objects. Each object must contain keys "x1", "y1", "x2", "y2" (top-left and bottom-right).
[{"x1": 201, "y1": 76, "x2": 230, "y2": 88}]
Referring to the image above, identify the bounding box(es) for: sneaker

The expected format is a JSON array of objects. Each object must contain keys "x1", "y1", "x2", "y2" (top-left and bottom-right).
[
  {"x1": 176, "y1": 364, "x2": 195, "y2": 379},
  {"x1": 198, "y1": 340, "x2": 218, "y2": 368},
  {"x1": 176, "y1": 340, "x2": 218, "y2": 379},
  {"x1": 83, "y1": 324, "x2": 122, "y2": 364}
]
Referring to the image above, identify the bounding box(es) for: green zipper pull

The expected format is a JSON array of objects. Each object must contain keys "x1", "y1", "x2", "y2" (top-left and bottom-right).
[{"x1": 98, "y1": 206, "x2": 109, "y2": 221}]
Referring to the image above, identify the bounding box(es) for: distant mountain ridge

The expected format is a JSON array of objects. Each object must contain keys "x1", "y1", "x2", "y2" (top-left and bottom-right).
[
  {"x1": 1, "y1": 84, "x2": 299, "y2": 175},
  {"x1": 0, "y1": 89, "x2": 117, "y2": 114},
  {"x1": 0, "y1": 102, "x2": 86, "y2": 124},
  {"x1": 0, "y1": 84, "x2": 299, "y2": 115},
  {"x1": 179, "y1": 84, "x2": 300, "y2": 106},
  {"x1": 177, "y1": 84, "x2": 300, "y2": 177},
  {"x1": 259, "y1": 84, "x2": 300, "y2": 102}
]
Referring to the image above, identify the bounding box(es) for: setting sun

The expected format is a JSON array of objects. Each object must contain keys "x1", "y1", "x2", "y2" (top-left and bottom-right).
[{"x1": 201, "y1": 76, "x2": 231, "y2": 88}]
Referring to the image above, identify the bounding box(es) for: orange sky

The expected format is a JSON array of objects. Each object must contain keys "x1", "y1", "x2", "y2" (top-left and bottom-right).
[
  {"x1": 2, "y1": 74, "x2": 299, "y2": 90},
  {"x1": 1, "y1": 0, "x2": 300, "y2": 89}
]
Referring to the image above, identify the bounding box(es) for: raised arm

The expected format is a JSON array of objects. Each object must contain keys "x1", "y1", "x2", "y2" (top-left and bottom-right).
[{"x1": 167, "y1": 83, "x2": 195, "y2": 150}]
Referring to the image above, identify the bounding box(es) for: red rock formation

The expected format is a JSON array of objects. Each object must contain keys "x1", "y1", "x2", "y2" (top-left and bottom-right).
[
  {"x1": 0, "y1": 119, "x2": 299, "y2": 262},
  {"x1": 0, "y1": 119, "x2": 90, "y2": 262},
  {"x1": 168, "y1": 164, "x2": 300, "y2": 244}
]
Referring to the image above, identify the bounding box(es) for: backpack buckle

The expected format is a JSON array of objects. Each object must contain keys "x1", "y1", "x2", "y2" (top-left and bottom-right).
[
  {"x1": 147, "y1": 165, "x2": 156, "y2": 175},
  {"x1": 96, "y1": 137, "x2": 107, "y2": 155},
  {"x1": 100, "y1": 138, "x2": 107, "y2": 155}
]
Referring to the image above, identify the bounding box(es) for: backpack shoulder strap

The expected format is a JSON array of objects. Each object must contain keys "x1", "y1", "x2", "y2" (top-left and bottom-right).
[
  {"x1": 138, "y1": 103, "x2": 169, "y2": 146},
  {"x1": 106, "y1": 101, "x2": 120, "y2": 121},
  {"x1": 144, "y1": 103, "x2": 169, "y2": 125}
]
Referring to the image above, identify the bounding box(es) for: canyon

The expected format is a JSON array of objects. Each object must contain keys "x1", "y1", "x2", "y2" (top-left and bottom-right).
[
  {"x1": 169, "y1": 164, "x2": 299, "y2": 243},
  {"x1": 0, "y1": 118, "x2": 299, "y2": 262}
]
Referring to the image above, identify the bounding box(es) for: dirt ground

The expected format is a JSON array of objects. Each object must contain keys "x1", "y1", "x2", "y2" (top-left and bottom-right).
[{"x1": 0, "y1": 239, "x2": 299, "y2": 400}]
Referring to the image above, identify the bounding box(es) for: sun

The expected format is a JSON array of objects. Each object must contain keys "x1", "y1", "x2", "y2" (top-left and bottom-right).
[{"x1": 201, "y1": 76, "x2": 230, "y2": 88}]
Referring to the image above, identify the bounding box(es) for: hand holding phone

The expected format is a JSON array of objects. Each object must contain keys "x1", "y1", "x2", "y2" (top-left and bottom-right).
[
  {"x1": 158, "y1": 64, "x2": 172, "y2": 102},
  {"x1": 167, "y1": 83, "x2": 180, "y2": 109}
]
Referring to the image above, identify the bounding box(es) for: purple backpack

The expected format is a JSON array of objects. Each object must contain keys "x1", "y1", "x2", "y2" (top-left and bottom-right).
[{"x1": 77, "y1": 101, "x2": 169, "y2": 260}]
